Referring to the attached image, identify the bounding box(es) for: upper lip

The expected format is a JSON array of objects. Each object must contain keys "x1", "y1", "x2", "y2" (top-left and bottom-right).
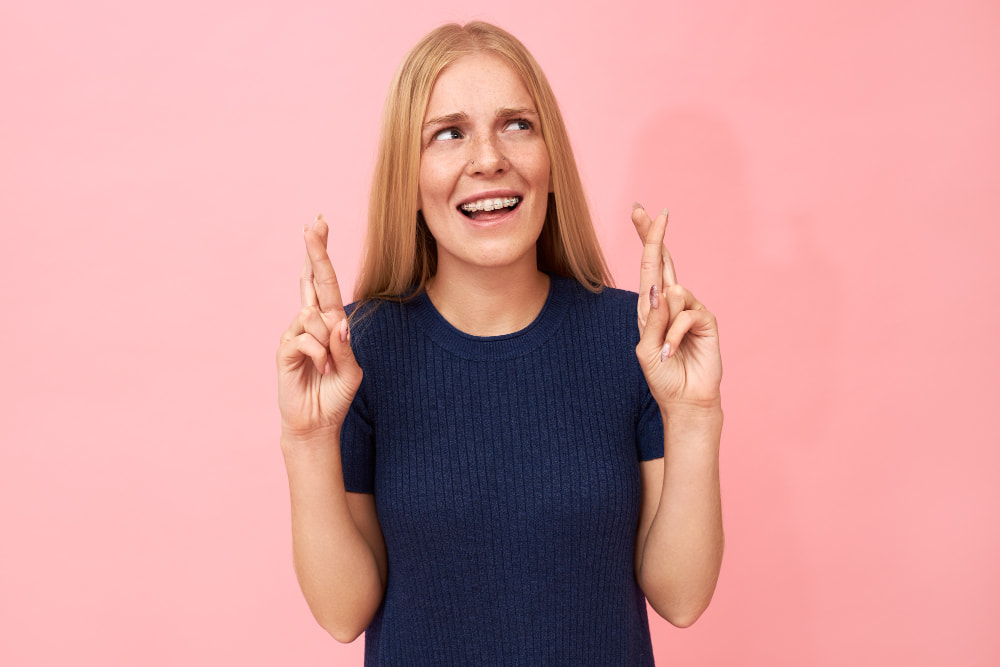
[{"x1": 456, "y1": 189, "x2": 522, "y2": 207}]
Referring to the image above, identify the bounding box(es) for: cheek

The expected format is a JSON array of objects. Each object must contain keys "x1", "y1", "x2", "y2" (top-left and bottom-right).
[
  {"x1": 418, "y1": 162, "x2": 453, "y2": 211},
  {"x1": 531, "y1": 162, "x2": 552, "y2": 197},
  {"x1": 521, "y1": 146, "x2": 550, "y2": 191}
]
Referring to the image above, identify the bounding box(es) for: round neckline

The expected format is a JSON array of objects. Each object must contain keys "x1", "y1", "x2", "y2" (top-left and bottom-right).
[{"x1": 409, "y1": 274, "x2": 574, "y2": 361}]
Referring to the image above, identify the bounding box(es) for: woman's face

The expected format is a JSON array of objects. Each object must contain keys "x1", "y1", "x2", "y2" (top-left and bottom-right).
[{"x1": 418, "y1": 52, "x2": 551, "y2": 276}]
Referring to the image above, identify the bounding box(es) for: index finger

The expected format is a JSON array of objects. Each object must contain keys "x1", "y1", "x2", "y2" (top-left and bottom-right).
[
  {"x1": 633, "y1": 204, "x2": 659, "y2": 297},
  {"x1": 633, "y1": 205, "x2": 678, "y2": 288},
  {"x1": 304, "y1": 217, "x2": 345, "y2": 314},
  {"x1": 300, "y1": 251, "x2": 317, "y2": 308},
  {"x1": 659, "y1": 213, "x2": 678, "y2": 287},
  {"x1": 638, "y1": 209, "x2": 670, "y2": 290}
]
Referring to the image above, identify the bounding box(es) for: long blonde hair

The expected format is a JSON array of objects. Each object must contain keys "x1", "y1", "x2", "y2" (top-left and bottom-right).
[{"x1": 355, "y1": 21, "x2": 611, "y2": 302}]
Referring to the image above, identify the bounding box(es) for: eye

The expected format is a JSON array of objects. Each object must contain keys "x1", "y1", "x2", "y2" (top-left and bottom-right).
[
  {"x1": 504, "y1": 119, "x2": 532, "y2": 132},
  {"x1": 432, "y1": 127, "x2": 463, "y2": 141}
]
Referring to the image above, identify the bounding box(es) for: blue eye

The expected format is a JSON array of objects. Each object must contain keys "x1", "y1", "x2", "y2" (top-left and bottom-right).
[
  {"x1": 505, "y1": 119, "x2": 532, "y2": 131},
  {"x1": 433, "y1": 128, "x2": 463, "y2": 141}
]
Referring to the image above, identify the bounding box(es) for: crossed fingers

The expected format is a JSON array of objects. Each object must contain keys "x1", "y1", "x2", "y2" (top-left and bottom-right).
[
  {"x1": 631, "y1": 204, "x2": 678, "y2": 331},
  {"x1": 301, "y1": 215, "x2": 345, "y2": 315},
  {"x1": 280, "y1": 215, "x2": 349, "y2": 374}
]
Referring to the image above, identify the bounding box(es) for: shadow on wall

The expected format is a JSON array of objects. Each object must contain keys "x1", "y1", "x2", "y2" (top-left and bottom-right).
[{"x1": 615, "y1": 107, "x2": 844, "y2": 662}]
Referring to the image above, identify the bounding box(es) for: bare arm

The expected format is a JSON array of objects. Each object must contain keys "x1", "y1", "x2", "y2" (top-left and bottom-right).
[
  {"x1": 282, "y1": 435, "x2": 387, "y2": 642},
  {"x1": 277, "y1": 217, "x2": 386, "y2": 641},
  {"x1": 635, "y1": 412, "x2": 723, "y2": 627},
  {"x1": 630, "y1": 205, "x2": 725, "y2": 627}
]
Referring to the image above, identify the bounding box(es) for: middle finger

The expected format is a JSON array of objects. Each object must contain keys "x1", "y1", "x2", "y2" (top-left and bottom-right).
[
  {"x1": 640, "y1": 208, "x2": 670, "y2": 289},
  {"x1": 304, "y1": 217, "x2": 346, "y2": 315}
]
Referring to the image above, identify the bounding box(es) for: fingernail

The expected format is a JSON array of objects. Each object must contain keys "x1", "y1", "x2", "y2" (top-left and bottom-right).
[
  {"x1": 323, "y1": 361, "x2": 331, "y2": 375},
  {"x1": 303, "y1": 223, "x2": 310, "y2": 234},
  {"x1": 316, "y1": 213, "x2": 325, "y2": 223},
  {"x1": 649, "y1": 284, "x2": 659, "y2": 310},
  {"x1": 662, "y1": 208, "x2": 669, "y2": 217},
  {"x1": 660, "y1": 342, "x2": 670, "y2": 362},
  {"x1": 633, "y1": 201, "x2": 643, "y2": 210},
  {"x1": 339, "y1": 319, "x2": 349, "y2": 343}
]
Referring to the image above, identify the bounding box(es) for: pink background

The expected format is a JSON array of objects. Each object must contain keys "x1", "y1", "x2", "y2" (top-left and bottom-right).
[{"x1": 2, "y1": 0, "x2": 998, "y2": 664}]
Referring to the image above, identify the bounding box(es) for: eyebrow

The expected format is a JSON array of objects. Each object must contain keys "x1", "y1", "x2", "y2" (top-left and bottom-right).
[
  {"x1": 496, "y1": 106, "x2": 536, "y2": 118},
  {"x1": 423, "y1": 111, "x2": 468, "y2": 128},
  {"x1": 422, "y1": 107, "x2": 538, "y2": 128}
]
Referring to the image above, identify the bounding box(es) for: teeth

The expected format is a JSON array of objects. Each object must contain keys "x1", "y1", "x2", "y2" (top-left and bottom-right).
[{"x1": 460, "y1": 196, "x2": 520, "y2": 212}]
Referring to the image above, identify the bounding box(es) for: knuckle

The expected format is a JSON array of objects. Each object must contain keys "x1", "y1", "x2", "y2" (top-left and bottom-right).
[
  {"x1": 679, "y1": 311, "x2": 702, "y2": 329},
  {"x1": 300, "y1": 334, "x2": 323, "y2": 353}
]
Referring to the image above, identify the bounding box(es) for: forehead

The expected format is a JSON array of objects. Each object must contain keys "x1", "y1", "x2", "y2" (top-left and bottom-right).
[{"x1": 423, "y1": 52, "x2": 535, "y2": 119}]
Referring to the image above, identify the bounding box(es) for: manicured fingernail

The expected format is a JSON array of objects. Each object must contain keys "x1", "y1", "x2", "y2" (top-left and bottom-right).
[
  {"x1": 316, "y1": 213, "x2": 324, "y2": 223},
  {"x1": 649, "y1": 284, "x2": 659, "y2": 310},
  {"x1": 660, "y1": 342, "x2": 671, "y2": 362},
  {"x1": 633, "y1": 201, "x2": 643, "y2": 210},
  {"x1": 339, "y1": 319, "x2": 349, "y2": 343},
  {"x1": 662, "y1": 208, "x2": 669, "y2": 217}
]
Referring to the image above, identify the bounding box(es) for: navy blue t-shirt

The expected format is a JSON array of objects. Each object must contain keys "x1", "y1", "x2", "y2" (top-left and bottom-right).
[{"x1": 341, "y1": 275, "x2": 663, "y2": 666}]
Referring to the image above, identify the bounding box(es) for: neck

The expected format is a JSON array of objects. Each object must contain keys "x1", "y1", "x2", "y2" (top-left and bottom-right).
[{"x1": 426, "y1": 261, "x2": 551, "y2": 337}]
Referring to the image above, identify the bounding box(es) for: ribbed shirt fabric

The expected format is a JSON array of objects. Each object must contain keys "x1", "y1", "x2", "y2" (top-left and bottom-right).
[{"x1": 341, "y1": 275, "x2": 664, "y2": 666}]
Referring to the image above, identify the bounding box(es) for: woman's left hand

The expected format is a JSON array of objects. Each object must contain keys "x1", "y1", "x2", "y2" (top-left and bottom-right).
[{"x1": 631, "y1": 205, "x2": 722, "y2": 411}]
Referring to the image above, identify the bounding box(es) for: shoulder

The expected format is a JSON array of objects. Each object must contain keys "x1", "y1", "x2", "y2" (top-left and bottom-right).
[
  {"x1": 560, "y1": 276, "x2": 638, "y2": 308},
  {"x1": 560, "y1": 278, "x2": 639, "y2": 332},
  {"x1": 590, "y1": 284, "x2": 641, "y2": 312},
  {"x1": 344, "y1": 296, "x2": 414, "y2": 360}
]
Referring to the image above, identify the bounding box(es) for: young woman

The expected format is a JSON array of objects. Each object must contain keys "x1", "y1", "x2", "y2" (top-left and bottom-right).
[{"x1": 277, "y1": 21, "x2": 723, "y2": 665}]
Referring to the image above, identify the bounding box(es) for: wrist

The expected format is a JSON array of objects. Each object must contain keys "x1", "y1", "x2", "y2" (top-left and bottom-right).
[
  {"x1": 660, "y1": 400, "x2": 723, "y2": 439},
  {"x1": 658, "y1": 396, "x2": 722, "y2": 421},
  {"x1": 280, "y1": 424, "x2": 341, "y2": 454}
]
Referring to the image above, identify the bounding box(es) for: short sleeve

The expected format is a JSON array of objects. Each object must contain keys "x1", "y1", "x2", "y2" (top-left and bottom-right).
[
  {"x1": 340, "y1": 377, "x2": 375, "y2": 493},
  {"x1": 636, "y1": 388, "x2": 664, "y2": 461}
]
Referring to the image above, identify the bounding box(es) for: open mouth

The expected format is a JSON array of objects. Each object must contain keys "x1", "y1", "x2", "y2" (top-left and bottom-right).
[{"x1": 459, "y1": 196, "x2": 520, "y2": 220}]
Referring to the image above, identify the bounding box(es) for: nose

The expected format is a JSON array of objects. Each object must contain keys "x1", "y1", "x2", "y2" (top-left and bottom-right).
[{"x1": 466, "y1": 134, "x2": 506, "y2": 175}]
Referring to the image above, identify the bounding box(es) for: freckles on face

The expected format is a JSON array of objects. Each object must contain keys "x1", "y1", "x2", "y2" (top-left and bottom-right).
[{"x1": 416, "y1": 52, "x2": 551, "y2": 272}]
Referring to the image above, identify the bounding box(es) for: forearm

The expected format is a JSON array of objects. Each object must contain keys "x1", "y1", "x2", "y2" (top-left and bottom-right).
[
  {"x1": 282, "y1": 430, "x2": 385, "y2": 642},
  {"x1": 637, "y1": 406, "x2": 724, "y2": 627}
]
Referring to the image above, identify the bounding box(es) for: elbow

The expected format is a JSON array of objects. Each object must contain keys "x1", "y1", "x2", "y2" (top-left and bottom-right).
[
  {"x1": 308, "y1": 602, "x2": 372, "y2": 644},
  {"x1": 644, "y1": 590, "x2": 712, "y2": 629},
  {"x1": 319, "y1": 616, "x2": 367, "y2": 644},
  {"x1": 639, "y1": 570, "x2": 717, "y2": 629},
  {"x1": 328, "y1": 626, "x2": 365, "y2": 645},
  {"x1": 660, "y1": 604, "x2": 707, "y2": 629},
  {"x1": 301, "y1": 583, "x2": 382, "y2": 644}
]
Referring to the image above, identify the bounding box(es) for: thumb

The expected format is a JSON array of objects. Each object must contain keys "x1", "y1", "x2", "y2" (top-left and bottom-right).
[{"x1": 636, "y1": 285, "x2": 670, "y2": 365}]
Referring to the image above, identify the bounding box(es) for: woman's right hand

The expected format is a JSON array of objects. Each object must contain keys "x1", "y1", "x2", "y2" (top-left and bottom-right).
[{"x1": 277, "y1": 216, "x2": 363, "y2": 439}]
